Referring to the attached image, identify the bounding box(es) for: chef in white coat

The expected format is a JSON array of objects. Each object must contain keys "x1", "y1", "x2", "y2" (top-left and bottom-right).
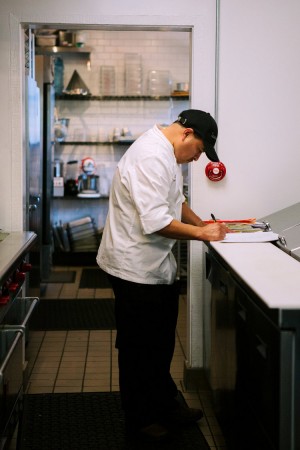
[{"x1": 97, "y1": 109, "x2": 228, "y2": 442}]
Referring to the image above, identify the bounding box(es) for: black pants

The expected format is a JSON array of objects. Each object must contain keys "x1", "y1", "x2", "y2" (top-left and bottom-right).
[{"x1": 108, "y1": 274, "x2": 180, "y2": 430}]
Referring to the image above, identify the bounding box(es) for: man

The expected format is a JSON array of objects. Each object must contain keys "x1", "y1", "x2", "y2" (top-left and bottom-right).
[{"x1": 97, "y1": 109, "x2": 229, "y2": 441}]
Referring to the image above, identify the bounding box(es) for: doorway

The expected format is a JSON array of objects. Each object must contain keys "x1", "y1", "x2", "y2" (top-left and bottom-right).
[{"x1": 25, "y1": 25, "x2": 191, "y2": 289}]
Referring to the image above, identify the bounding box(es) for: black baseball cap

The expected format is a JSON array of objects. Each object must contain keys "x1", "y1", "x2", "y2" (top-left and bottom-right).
[{"x1": 177, "y1": 109, "x2": 219, "y2": 162}]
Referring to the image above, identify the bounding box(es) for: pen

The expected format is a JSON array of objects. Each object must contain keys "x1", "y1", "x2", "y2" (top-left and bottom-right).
[{"x1": 211, "y1": 213, "x2": 217, "y2": 222}]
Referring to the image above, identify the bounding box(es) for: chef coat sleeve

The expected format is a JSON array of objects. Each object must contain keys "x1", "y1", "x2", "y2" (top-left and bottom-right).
[{"x1": 122, "y1": 156, "x2": 179, "y2": 235}]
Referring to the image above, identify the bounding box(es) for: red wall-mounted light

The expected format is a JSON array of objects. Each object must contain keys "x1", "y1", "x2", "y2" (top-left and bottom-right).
[{"x1": 205, "y1": 161, "x2": 226, "y2": 182}]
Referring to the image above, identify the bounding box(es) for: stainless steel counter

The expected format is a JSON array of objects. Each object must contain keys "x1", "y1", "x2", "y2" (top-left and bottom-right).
[{"x1": 0, "y1": 232, "x2": 37, "y2": 282}]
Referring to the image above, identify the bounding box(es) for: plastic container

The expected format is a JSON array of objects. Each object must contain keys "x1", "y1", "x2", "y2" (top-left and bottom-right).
[
  {"x1": 148, "y1": 70, "x2": 172, "y2": 96},
  {"x1": 75, "y1": 31, "x2": 86, "y2": 48},
  {"x1": 125, "y1": 53, "x2": 143, "y2": 96},
  {"x1": 99, "y1": 165, "x2": 110, "y2": 196},
  {"x1": 100, "y1": 66, "x2": 116, "y2": 96}
]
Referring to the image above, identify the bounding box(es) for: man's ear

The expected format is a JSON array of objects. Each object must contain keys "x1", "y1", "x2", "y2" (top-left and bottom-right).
[{"x1": 182, "y1": 127, "x2": 194, "y2": 140}]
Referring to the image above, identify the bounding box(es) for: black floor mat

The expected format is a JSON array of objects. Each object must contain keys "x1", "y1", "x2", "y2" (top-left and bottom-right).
[
  {"x1": 28, "y1": 298, "x2": 116, "y2": 330},
  {"x1": 80, "y1": 268, "x2": 111, "y2": 289},
  {"x1": 17, "y1": 392, "x2": 210, "y2": 450}
]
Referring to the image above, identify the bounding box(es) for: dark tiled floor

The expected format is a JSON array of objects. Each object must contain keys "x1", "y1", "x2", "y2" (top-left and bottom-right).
[{"x1": 9, "y1": 266, "x2": 227, "y2": 449}]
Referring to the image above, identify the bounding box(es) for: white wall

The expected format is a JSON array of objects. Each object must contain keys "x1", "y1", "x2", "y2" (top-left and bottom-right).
[{"x1": 197, "y1": 0, "x2": 300, "y2": 221}]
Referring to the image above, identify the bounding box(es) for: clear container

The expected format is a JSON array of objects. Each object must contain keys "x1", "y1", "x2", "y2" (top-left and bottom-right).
[
  {"x1": 100, "y1": 66, "x2": 116, "y2": 96},
  {"x1": 75, "y1": 31, "x2": 86, "y2": 48},
  {"x1": 148, "y1": 70, "x2": 172, "y2": 96},
  {"x1": 125, "y1": 53, "x2": 143, "y2": 96},
  {"x1": 99, "y1": 165, "x2": 110, "y2": 196}
]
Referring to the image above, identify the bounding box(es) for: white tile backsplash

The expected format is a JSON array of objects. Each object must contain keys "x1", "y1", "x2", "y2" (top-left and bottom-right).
[
  {"x1": 62, "y1": 30, "x2": 190, "y2": 97},
  {"x1": 56, "y1": 29, "x2": 190, "y2": 144}
]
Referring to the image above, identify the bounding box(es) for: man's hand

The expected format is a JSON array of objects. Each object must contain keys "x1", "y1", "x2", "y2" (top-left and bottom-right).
[{"x1": 197, "y1": 222, "x2": 230, "y2": 241}]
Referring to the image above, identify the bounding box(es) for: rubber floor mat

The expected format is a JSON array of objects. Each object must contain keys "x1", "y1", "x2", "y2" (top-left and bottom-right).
[
  {"x1": 17, "y1": 392, "x2": 210, "y2": 450},
  {"x1": 28, "y1": 298, "x2": 116, "y2": 330},
  {"x1": 80, "y1": 268, "x2": 111, "y2": 289}
]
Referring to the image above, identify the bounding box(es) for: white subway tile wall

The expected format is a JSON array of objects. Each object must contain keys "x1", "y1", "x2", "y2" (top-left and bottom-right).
[
  {"x1": 63, "y1": 30, "x2": 189, "y2": 97},
  {"x1": 56, "y1": 29, "x2": 190, "y2": 153}
]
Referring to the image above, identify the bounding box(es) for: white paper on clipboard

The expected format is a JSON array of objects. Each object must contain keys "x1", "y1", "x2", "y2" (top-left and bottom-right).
[{"x1": 220, "y1": 231, "x2": 279, "y2": 243}]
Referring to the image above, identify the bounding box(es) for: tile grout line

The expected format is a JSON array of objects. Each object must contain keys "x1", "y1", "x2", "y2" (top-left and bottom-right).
[
  {"x1": 175, "y1": 327, "x2": 187, "y2": 361},
  {"x1": 52, "y1": 331, "x2": 69, "y2": 393},
  {"x1": 81, "y1": 330, "x2": 91, "y2": 392},
  {"x1": 110, "y1": 329, "x2": 114, "y2": 391}
]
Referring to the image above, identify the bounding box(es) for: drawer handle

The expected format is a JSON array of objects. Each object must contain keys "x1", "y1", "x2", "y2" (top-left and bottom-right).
[{"x1": 20, "y1": 297, "x2": 39, "y2": 329}]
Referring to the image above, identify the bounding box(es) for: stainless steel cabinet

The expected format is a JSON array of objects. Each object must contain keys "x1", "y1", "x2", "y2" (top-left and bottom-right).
[
  {"x1": 0, "y1": 329, "x2": 23, "y2": 448},
  {"x1": 205, "y1": 247, "x2": 298, "y2": 450},
  {"x1": 235, "y1": 284, "x2": 294, "y2": 450}
]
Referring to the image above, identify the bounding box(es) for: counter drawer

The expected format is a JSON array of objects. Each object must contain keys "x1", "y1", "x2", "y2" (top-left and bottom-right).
[{"x1": 0, "y1": 329, "x2": 23, "y2": 438}]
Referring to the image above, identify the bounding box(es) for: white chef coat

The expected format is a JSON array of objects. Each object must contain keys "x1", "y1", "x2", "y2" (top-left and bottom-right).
[{"x1": 96, "y1": 124, "x2": 185, "y2": 284}]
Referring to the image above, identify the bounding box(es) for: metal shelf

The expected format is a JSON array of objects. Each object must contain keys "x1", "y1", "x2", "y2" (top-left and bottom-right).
[
  {"x1": 55, "y1": 94, "x2": 189, "y2": 101},
  {"x1": 57, "y1": 140, "x2": 134, "y2": 145},
  {"x1": 52, "y1": 195, "x2": 108, "y2": 200},
  {"x1": 35, "y1": 46, "x2": 92, "y2": 56}
]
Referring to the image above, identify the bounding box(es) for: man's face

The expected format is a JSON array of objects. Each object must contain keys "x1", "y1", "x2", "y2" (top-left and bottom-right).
[{"x1": 174, "y1": 129, "x2": 205, "y2": 164}]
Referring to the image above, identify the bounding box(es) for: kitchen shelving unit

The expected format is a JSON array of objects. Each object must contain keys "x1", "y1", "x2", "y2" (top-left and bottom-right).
[{"x1": 52, "y1": 65, "x2": 189, "y2": 264}]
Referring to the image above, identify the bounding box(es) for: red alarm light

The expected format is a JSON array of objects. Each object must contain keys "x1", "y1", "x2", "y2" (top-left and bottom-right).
[{"x1": 205, "y1": 161, "x2": 226, "y2": 182}]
